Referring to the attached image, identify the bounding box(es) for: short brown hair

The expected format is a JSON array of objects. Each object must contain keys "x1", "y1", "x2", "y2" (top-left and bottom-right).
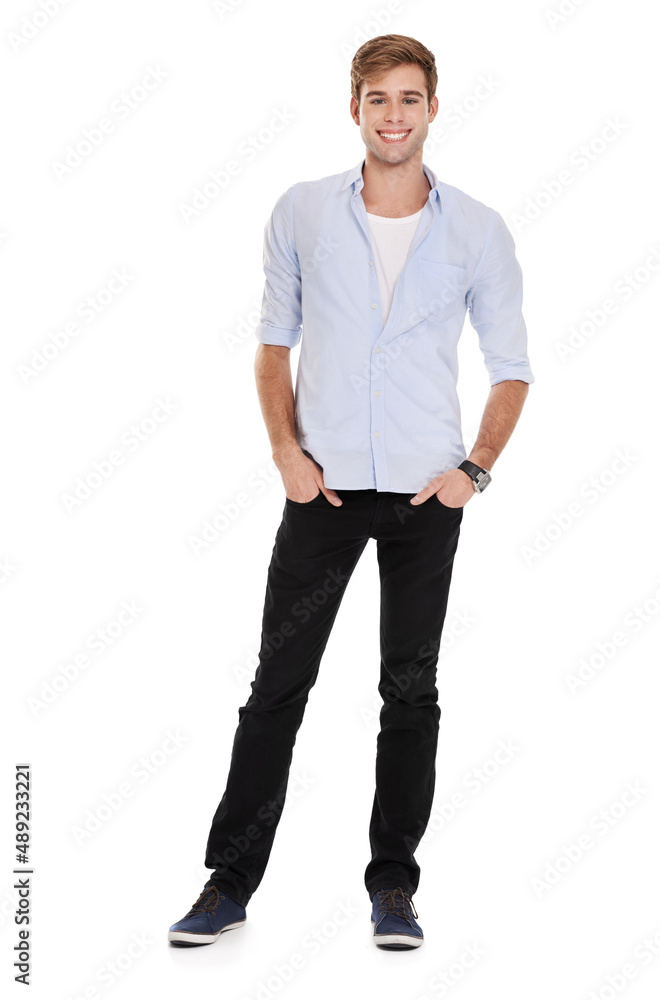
[{"x1": 350, "y1": 34, "x2": 437, "y2": 109}]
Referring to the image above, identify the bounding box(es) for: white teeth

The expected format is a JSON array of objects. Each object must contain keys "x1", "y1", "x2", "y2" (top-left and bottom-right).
[{"x1": 379, "y1": 131, "x2": 410, "y2": 140}]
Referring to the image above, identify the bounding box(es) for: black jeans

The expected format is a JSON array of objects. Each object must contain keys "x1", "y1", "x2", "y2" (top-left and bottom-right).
[{"x1": 204, "y1": 488, "x2": 463, "y2": 907}]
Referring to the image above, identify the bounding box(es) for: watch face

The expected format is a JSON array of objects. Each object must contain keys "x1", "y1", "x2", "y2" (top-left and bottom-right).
[{"x1": 475, "y1": 471, "x2": 492, "y2": 492}]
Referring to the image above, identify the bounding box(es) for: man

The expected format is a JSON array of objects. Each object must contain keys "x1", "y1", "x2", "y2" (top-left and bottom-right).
[{"x1": 169, "y1": 33, "x2": 534, "y2": 951}]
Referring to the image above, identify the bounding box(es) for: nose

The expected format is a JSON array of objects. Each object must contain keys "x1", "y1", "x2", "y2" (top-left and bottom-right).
[{"x1": 384, "y1": 109, "x2": 405, "y2": 124}]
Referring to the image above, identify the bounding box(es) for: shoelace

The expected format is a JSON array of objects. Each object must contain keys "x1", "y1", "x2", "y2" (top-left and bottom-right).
[
  {"x1": 375, "y1": 886, "x2": 419, "y2": 925},
  {"x1": 185, "y1": 885, "x2": 224, "y2": 917}
]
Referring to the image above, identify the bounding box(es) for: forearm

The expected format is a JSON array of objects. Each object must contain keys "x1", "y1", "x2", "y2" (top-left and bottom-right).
[
  {"x1": 254, "y1": 343, "x2": 301, "y2": 462},
  {"x1": 467, "y1": 379, "x2": 530, "y2": 470}
]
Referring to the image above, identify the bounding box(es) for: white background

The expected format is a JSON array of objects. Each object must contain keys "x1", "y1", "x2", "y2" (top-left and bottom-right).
[{"x1": 2, "y1": 0, "x2": 659, "y2": 997}]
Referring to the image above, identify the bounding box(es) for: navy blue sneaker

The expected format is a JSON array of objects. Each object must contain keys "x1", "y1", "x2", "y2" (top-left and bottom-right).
[
  {"x1": 168, "y1": 883, "x2": 246, "y2": 945},
  {"x1": 371, "y1": 886, "x2": 423, "y2": 948}
]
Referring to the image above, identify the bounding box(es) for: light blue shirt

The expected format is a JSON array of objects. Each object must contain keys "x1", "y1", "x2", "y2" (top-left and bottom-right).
[{"x1": 255, "y1": 158, "x2": 535, "y2": 492}]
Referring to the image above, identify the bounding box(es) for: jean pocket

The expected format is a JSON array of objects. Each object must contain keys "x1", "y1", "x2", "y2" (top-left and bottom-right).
[
  {"x1": 285, "y1": 489, "x2": 322, "y2": 505},
  {"x1": 434, "y1": 494, "x2": 464, "y2": 510}
]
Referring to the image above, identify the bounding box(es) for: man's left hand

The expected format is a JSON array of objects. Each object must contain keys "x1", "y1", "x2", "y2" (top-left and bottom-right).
[{"x1": 410, "y1": 468, "x2": 475, "y2": 507}]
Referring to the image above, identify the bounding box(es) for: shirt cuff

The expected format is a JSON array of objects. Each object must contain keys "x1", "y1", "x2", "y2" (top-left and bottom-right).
[
  {"x1": 255, "y1": 323, "x2": 301, "y2": 348},
  {"x1": 488, "y1": 363, "x2": 535, "y2": 386}
]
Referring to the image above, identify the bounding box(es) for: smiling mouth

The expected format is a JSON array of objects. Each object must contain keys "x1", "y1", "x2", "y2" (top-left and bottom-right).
[{"x1": 377, "y1": 129, "x2": 412, "y2": 143}]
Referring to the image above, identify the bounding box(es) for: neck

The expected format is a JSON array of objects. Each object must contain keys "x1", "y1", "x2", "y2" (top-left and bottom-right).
[{"x1": 360, "y1": 152, "x2": 431, "y2": 217}]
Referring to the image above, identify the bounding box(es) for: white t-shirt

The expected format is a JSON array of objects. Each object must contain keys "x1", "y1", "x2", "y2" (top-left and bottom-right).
[{"x1": 366, "y1": 208, "x2": 423, "y2": 326}]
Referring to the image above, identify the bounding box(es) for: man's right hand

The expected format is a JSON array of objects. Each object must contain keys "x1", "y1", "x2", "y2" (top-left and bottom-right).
[{"x1": 273, "y1": 444, "x2": 342, "y2": 506}]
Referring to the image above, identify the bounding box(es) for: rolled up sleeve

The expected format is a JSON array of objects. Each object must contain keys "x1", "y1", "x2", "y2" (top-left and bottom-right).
[
  {"x1": 467, "y1": 211, "x2": 535, "y2": 386},
  {"x1": 254, "y1": 185, "x2": 302, "y2": 348}
]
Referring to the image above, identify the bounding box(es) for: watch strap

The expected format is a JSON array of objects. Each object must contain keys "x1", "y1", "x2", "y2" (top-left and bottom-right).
[
  {"x1": 458, "y1": 460, "x2": 492, "y2": 492},
  {"x1": 458, "y1": 460, "x2": 487, "y2": 480}
]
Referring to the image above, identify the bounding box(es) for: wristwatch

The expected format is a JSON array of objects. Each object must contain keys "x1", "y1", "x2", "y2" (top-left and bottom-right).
[{"x1": 458, "y1": 460, "x2": 492, "y2": 493}]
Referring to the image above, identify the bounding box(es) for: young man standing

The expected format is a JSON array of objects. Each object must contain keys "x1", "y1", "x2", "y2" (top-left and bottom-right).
[{"x1": 169, "y1": 33, "x2": 534, "y2": 950}]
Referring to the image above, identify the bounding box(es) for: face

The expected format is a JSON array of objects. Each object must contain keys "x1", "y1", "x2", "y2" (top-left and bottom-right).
[{"x1": 350, "y1": 62, "x2": 438, "y2": 166}]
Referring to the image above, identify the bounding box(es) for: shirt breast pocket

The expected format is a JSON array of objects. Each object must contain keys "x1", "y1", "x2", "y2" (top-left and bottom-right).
[{"x1": 415, "y1": 259, "x2": 468, "y2": 324}]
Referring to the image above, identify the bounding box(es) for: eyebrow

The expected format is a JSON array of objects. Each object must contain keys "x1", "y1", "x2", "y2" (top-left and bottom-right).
[{"x1": 363, "y1": 89, "x2": 425, "y2": 99}]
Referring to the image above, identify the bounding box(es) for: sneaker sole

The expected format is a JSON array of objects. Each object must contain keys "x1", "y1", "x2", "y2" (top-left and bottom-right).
[
  {"x1": 168, "y1": 919, "x2": 246, "y2": 945},
  {"x1": 371, "y1": 920, "x2": 423, "y2": 948}
]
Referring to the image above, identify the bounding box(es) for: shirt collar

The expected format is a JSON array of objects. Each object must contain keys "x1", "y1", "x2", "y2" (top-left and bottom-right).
[{"x1": 341, "y1": 157, "x2": 441, "y2": 207}]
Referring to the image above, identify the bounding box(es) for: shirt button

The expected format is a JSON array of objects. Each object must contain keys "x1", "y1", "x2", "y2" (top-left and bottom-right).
[
  {"x1": 369, "y1": 260, "x2": 374, "y2": 267},
  {"x1": 375, "y1": 347, "x2": 381, "y2": 353},
  {"x1": 375, "y1": 390, "x2": 381, "y2": 396},
  {"x1": 371, "y1": 303, "x2": 377, "y2": 309},
  {"x1": 374, "y1": 431, "x2": 380, "y2": 438}
]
